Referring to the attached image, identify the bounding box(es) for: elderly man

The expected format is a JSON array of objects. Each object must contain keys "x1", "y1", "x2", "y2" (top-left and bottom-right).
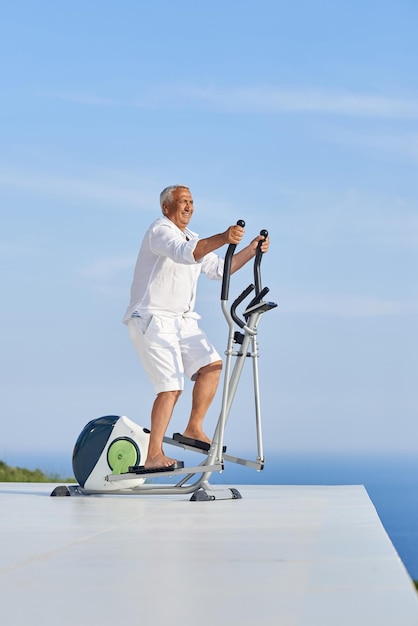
[{"x1": 123, "y1": 185, "x2": 269, "y2": 471}]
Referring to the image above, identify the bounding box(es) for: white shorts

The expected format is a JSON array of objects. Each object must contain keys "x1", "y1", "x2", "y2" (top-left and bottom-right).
[{"x1": 127, "y1": 315, "x2": 222, "y2": 394}]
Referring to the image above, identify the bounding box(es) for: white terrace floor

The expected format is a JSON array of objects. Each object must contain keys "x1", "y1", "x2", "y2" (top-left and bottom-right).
[{"x1": 1, "y1": 483, "x2": 418, "y2": 626}]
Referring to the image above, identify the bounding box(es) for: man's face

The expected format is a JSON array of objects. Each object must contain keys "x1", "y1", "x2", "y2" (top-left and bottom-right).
[{"x1": 163, "y1": 187, "x2": 194, "y2": 231}]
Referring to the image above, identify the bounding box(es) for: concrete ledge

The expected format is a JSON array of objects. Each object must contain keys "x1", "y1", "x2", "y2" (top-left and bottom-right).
[{"x1": 1, "y1": 483, "x2": 417, "y2": 625}]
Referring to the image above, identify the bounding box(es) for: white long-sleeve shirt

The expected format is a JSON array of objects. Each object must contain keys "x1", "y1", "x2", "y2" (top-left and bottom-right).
[{"x1": 123, "y1": 217, "x2": 224, "y2": 323}]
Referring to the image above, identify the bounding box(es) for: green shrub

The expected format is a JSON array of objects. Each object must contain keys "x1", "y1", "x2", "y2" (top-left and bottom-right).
[{"x1": 0, "y1": 460, "x2": 74, "y2": 482}]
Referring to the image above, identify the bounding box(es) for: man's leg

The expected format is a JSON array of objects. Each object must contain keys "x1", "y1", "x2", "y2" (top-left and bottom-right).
[
  {"x1": 183, "y1": 361, "x2": 222, "y2": 444},
  {"x1": 145, "y1": 389, "x2": 182, "y2": 468}
]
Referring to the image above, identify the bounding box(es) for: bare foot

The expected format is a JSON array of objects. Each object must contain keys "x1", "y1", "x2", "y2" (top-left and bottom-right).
[
  {"x1": 182, "y1": 429, "x2": 211, "y2": 445},
  {"x1": 144, "y1": 453, "x2": 179, "y2": 469}
]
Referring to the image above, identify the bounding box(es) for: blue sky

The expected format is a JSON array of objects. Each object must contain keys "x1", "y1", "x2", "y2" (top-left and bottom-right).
[{"x1": 1, "y1": 1, "x2": 417, "y2": 474}]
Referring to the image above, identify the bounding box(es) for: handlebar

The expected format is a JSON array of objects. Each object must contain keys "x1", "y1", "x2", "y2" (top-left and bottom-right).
[
  {"x1": 254, "y1": 229, "x2": 268, "y2": 297},
  {"x1": 221, "y1": 219, "x2": 245, "y2": 301},
  {"x1": 221, "y1": 224, "x2": 275, "y2": 328},
  {"x1": 230, "y1": 284, "x2": 255, "y2": 328},
  {"x1": 221, "y1": 224, "x2": 272, "y2": 324}
]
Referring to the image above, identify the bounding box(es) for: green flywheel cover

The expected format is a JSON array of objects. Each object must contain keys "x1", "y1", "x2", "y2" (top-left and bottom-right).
[{"x1": 107, "y1": 438, "x2": 139, "y2": 474}]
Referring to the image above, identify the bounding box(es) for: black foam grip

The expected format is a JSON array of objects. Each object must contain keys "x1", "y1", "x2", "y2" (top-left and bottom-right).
[{"x1": 221, "y1": 219, "x2": 245, "y2": 301}]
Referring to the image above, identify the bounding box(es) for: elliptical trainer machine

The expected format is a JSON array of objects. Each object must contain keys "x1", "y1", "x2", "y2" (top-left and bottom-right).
[{"x1": 51, "y1": 221, "x2": 277, "y2": 500}]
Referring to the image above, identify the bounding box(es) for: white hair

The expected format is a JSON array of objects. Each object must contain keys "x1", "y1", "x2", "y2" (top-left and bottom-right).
[{"x1": 159, "y1": 185, "x2": 189, "y2": 213}]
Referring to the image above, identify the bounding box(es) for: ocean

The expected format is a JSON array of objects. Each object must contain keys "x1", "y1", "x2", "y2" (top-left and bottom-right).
[{"x1": 5, "y1": 449, "x2": 418, "y2": 580}]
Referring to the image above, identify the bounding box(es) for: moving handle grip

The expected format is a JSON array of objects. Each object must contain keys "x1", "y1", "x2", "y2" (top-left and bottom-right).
[
  {"x1": 221, "y1": 219, "x2": 245, "y2": 301},
  {"x1": 221, "y1": 224, "x2": 275, "y2": 328},
  {"x1": 221, "y1": 223, "x2": 269, "y2": 303},
  {"x1": 254, "y1": 229, "x2": 268, "y2": 297}
]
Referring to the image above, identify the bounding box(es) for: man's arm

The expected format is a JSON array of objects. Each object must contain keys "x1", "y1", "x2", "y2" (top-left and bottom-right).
[
  {"x1": 230, "y1": 235, "x2": 270, "y2": 274},
  {"x1": 193, "y1": 225, "x2": 244, "y2": 261}
]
